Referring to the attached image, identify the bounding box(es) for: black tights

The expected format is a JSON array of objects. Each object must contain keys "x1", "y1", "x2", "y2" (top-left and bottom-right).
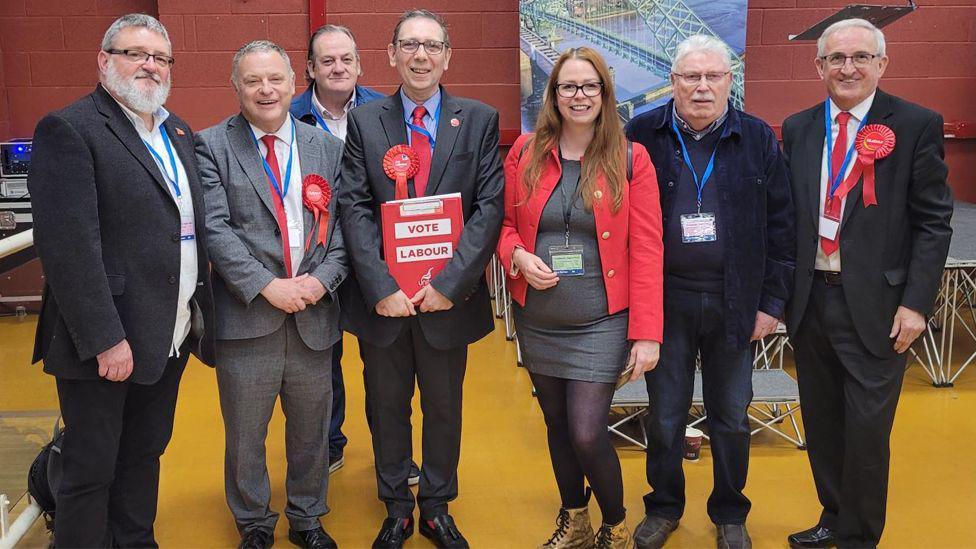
[{"x1": 530, "y1": 372, "x2": 625, "y2": 525}]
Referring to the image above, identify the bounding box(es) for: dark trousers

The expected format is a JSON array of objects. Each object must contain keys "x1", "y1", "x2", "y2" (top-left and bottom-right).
[
  {"x1": 329, "y1": 337, "x2": 347, "y2": 458},
  {"x1": 360, "y1": 317, "x2": 467, "y2": 519},
  {"x1": 54, "y1": 348, "x2": 189, "y2": 548},
  {"x1": 793, "y1": 279, "x2": 906, "y2": 548},
  {"x1": 643, "y1": 288, "x2": 753, "y2": 525}
]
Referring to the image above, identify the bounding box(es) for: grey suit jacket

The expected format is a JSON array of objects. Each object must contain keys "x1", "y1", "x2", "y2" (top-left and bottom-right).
[{"x1": 195, "y1": 113, "x2": 347, "y2": 351}]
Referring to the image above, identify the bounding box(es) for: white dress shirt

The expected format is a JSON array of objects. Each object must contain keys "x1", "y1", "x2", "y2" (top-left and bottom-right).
[
  {"x1": 113, "y1": 97, "x2": 197, "y2": 357},
  {"x1": 815, "y1": 91, "x2": 876, "y2": 272},
  {"x1": 311, "y1": 88, "x2": 355, "y2": 141},
  {"x1": 250, "y1": 116, "x2": 305, "y2": 276}
]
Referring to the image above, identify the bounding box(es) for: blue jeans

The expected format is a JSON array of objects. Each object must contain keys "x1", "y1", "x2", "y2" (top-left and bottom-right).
[
  {"x1": 643, "y1": 288, "x2": 753, "y2": 524},
  {"x1": 329, "y1": 338, "x2": 347, "y2": 458}
]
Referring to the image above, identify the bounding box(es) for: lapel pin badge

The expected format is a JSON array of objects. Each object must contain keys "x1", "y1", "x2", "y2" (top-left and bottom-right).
[
  {"x1": 175, "y1": 127, "x2": 186, "y2": 136},
  {"x1": 450, "y1": 118, "x2": 460, "y2": 127}
]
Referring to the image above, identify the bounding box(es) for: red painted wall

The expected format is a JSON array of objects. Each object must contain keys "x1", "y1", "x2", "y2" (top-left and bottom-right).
[{"x1": 0, "y1": 0, "x2": 973, "y2": 197}]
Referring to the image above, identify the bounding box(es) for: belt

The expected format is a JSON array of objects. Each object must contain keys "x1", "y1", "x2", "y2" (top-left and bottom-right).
[{"x1": 814, "y1": 270, "x2": 842, "y2": 286}]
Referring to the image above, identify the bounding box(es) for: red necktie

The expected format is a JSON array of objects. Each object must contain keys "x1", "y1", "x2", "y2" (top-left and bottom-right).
[
  {"x1": 820, "y1": 111, "x2": 851, "y2": 257},
  {"x1": 260, "y1": 134, "x2": 293, "y2": 277},
  {"x1": 410, "y1": 105, "x2": 432, "y2": 197}
]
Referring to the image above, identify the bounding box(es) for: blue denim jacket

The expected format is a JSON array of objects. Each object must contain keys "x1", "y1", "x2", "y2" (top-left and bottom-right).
[{"x1": 625, "y1": 101, "x2": 796, "y2": 350}]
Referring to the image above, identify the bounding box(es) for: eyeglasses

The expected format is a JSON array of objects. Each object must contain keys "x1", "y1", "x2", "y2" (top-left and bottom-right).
[
  {"x1": 555, "y1": 82, "x2": 603, "y2": 98},
  {"x1": 672, "y1": 72, "x2": 729, "y2": 85},
  {"x1": 105, "y1": 49, "x2": 175, "y2": 68},
  {"x1": 396, "y1": 39, "x2": 448, "y2": 55},
  {"x1": 819, "y1": 53, "x2": 880, "y2": 68}
]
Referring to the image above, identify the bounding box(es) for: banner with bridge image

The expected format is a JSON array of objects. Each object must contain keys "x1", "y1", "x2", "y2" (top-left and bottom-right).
[{"x1": 519, "y1": 0, "x2": 748, "y2": 131}]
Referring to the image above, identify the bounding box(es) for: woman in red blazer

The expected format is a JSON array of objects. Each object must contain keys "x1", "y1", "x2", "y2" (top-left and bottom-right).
[{"x1": 497, "y1": 47, "x2": 664, "y2": 548}]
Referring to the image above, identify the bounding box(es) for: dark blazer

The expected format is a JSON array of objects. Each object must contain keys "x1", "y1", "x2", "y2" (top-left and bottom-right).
[
  {"x1": 28, "y1": 85, "x2": 215, "y2": 384},
  {"x1": 782, "y1": 89, "x2": 953, "y2": 358},
  {"x1": 290, "y1": 83, "x2": 385, "y2": 129},
  {"x1": 626, "y1": 101, "x2": 796, "y2": 350},
  {"x1": 337, "y1": 88, "x2": 505, "y2": 350},
  {"x1": 195, "y1": 114, "x2": 348, "y2": 352}
]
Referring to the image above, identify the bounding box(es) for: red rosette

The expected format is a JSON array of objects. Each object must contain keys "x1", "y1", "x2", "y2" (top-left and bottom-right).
[
  {"x1": 854, "y1": 124, "x2": 896, "y2": 208},
  {"x1": 383, "y1": 145, "x2": 420, "y2": 200},
  {"x1": 302, "y1": 173, "x2": 332, "y2": 251}
]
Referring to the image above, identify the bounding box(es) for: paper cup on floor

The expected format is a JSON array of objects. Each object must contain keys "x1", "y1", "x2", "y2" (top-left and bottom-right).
[{"x1": 684, "y1": 427, "x2": 704, "y2": 461}]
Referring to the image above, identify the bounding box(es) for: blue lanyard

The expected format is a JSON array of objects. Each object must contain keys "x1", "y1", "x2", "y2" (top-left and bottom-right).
[
  {"x1": 143, "y1": 126, "x2": 181, "y2": 197},
  {"x1": 309, "y1": 106, "x2": 333, "y2": 135},
  {"x1": 249, "y1": 118, "x2": 296, "y2": 201},
  {"x1": 671, "y1": 117, "x2": 719, "y2": 212},
  {"x1": 406, "y1": 100, "x2": 442, "y2": 148},
  {"x1": 824, "y1": 99, "x2": 868, "y2": 199}
]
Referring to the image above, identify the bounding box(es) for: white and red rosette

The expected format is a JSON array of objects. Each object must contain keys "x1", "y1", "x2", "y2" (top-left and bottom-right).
[
  {"x1": 302, "y1": 173, "x2": 332, "y2": 251},
  {"x1": 383, "y1": 145, "x2": 419, "y2": 201},
  {"x1": 854, "y1": 124, "x2": 895, "y2": 207}
]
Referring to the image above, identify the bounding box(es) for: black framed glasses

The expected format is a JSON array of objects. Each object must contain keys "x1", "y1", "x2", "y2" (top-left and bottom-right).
[
  {"x1": 672, "y1": 72, "x2": 729, "y2": 85},
  {"x1": 555, "y1": 82, "x2": 603, "y2": 98},
  {"x1": 819, "y1": 53, "x2": 880, "y2": 68},
  {"x1": 105, "y1": 49, "x2": 175, "y2": 68},
  {"x1": 396, "y1": 39, "x2": 448, "y2": 55}
]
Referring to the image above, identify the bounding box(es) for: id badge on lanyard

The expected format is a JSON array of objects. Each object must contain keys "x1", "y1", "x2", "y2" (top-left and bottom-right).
[
  {"x1": 548, "y1": 161, "x2": 585, "y2": 276},
  {"x1": 672, "y1": 118, "x2": 719, "y2": 244},
  {"x1": 178, "y1": 194, "x2": 195, "y2": 241}
]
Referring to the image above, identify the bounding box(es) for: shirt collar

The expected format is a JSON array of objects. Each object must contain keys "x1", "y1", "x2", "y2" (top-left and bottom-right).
[
  {"x1": 828, "y1": 91, "x2": 876, "y2": 125},
  {"x1": 312, "y1": 85, "x2": 356, "y2": 120},
  {"x1": 248, "y1": 114, "x2": 294, "y2": 145},
  {"x1": 399, "y1": 87, "x2": 441, "y2": 123},
  {"x1": 672, "y1": 104, "x2": 728, "y2": 141},
  {"x1": 109, "y1": 91, "x2": 170, "y2": 133}
]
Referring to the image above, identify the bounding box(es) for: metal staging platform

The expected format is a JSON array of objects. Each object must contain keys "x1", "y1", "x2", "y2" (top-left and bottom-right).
[{"x1": 912, "y1": 201, "x2": 976, "y2": 386}]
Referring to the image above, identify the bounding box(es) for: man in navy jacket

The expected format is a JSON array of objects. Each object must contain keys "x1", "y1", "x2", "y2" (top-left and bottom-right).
[{"x1": 625, "y1": 35, "x2": 795, "y2": 549}]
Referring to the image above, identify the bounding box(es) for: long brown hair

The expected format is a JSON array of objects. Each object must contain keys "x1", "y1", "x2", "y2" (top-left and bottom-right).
[{"x1": 523, "y1": 47, "x2": 625, "y2": 212}]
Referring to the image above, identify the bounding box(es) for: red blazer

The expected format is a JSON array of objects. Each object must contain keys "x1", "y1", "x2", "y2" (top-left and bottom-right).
[{"x1": 497, "y1": 134, "x2": 664, "y2": 342}]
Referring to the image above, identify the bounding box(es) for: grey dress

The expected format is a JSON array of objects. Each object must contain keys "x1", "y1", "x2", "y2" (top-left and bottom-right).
[{"x1": 513, "y1": 158, "x2": 630, "y2": 383}]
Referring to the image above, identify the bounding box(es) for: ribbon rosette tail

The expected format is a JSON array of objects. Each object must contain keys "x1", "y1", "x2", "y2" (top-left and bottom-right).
[
  {"x1": 302, "y1": 174, "x2": 332, "y2": 252},
  {"x1": 855, "y1": 124, "x2": 896, "y2": 208}
]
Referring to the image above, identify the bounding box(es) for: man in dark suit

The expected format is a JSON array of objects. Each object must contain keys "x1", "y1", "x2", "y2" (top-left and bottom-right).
[
  {"x1": 337, "y1": 9, "x2": 503, "y2": 549},
  {"x1": 27, "y1": 14, "x2": 214, "y2": 547},
  {"x1": 196, "y1": 40, "x2": 346, "y2": 549},
  {"x1": 782, "y1": 18, "x2": 953, "y2": 549}
]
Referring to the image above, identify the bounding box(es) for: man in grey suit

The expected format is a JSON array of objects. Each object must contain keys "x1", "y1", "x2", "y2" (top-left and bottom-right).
[
  {"x1": 195, "y1": 40, "x2": 346, "y2": 549},
  {"x1": 338, "y1": 10, "x2": 504, "y2": 549}
]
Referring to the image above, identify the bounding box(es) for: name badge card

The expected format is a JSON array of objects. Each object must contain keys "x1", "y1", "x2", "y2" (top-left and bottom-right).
[
  {"x1": 818, "y1": 215, "x2": 840, "y2": 241},
  {"x1": 549, "y1": 244, "x2": 585, "y2": 276},
  {"x1": 680, "y1": 212, "x2": 717, "y2": 243},
  {"x1": 180, "y1": 215, "x2": 196, "y2": 240},
  {"x1": 289, "y1": 226, "x2": 303, "y2": 249}
]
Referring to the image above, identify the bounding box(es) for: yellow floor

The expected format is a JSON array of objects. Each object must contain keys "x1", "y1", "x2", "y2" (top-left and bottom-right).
[{"x1": 2, "y1": 314, "x2": 975, "y2": 548}]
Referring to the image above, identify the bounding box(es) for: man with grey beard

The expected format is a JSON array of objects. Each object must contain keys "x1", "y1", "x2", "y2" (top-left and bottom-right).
[{"x1": 28, "y1": 13, "x2": 214, "y2": 547}]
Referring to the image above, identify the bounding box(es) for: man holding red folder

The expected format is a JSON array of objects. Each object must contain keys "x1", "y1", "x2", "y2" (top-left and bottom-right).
[{"x1": 337, "y1": 9, "x2": 504, "y2": 548}]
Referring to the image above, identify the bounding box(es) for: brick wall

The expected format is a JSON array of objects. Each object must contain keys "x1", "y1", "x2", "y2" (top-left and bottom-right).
[{"x1": 0, "y1": 0, "x2": 973, "y2": 197}]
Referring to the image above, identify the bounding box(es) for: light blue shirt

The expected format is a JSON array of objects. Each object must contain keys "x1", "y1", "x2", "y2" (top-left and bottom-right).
[{"x1": 399, "y1": 87, "x2": 441, "y2": 145}]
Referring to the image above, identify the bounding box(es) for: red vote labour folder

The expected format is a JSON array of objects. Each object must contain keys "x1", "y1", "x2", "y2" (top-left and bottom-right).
[{"x1": 381, "y1": 193, "x2": 464, "y2": 299}]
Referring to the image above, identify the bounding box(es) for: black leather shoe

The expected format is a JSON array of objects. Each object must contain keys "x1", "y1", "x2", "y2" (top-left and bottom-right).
[
  {"x1": 419, "y1": 515, "x2": 469, "y2": 548},
  {"x1": 239, "y1": 528, "x2": 274, "y2": 549},
  {"x1": 372, "y1": 516, "x2": 414, "y2": 549},
  {"x1": 288, "y1": 526, "x2": 337, "y2": 549},
  {"x1": 788, "y1": 525, "x2": 836, "y2": 548}
]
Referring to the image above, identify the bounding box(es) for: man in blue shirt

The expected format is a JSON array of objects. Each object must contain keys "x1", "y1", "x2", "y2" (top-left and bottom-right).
[
  {"x1": 290, "y1": 25, "x2": 394, "y2": 480},
  {"x1": 625, "y1": 35, "x2": 795, "y2": 549}
]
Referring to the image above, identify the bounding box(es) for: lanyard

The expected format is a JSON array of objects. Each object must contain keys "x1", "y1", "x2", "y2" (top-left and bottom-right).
[
  {"x1": 671, "y1": 117, "x2": 718, "y2": 213},
  {"x1": 557, "y1": 151, "x2": 581, "y2": 246},
  {"x1": 824, "y1": 99, "x2": 868, "y2": 199},
  {"x1": 143, "y1": 126, "x2": 181, "y2": 198},
  {"x1": 406, "y1": 100, "x2": 442, "y2": 148},
  {"x1": 250, "y1": 118, "x2": 296, "y2": 201},
  {"x1": 309, "y1": 106, "x2": 333, "y2": 135}
]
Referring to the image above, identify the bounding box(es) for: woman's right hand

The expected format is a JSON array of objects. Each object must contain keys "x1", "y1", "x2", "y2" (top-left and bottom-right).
[{"x1": 513, "y1": 247, "x2": 559, "y2": 290}]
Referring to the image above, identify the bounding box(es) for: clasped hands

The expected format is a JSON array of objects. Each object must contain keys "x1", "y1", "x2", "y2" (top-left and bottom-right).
[
  {"x1": 260, "y1": 274, "x2": 327, "y2": 314},
  {"x1": 375, "y1": 285, "x2": 453, "y2": 317}
]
